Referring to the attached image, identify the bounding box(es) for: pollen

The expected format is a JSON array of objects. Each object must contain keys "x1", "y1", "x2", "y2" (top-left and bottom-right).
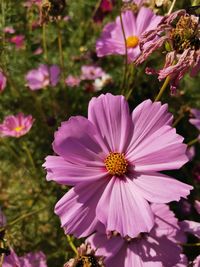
[
  {"x1": 14, "y1": 126, "x2": 24, "y2": 132},
  {"x1": 126, "y1": 36, "x2": 139, "y2": 48},
  {"x1": 76, "y1": 255, "x2": 100, "y2": 267},
  {"x1": 105, "y1": 152, "x2": 128, "y2": 176}
]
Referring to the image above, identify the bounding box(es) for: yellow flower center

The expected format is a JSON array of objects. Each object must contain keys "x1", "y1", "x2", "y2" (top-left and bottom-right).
[
  {"x1": 14, "y1": 126, "x2": 24, "y2": 132},
  {"x1": 126, "y1": 36, "x2": 139, "y2": 48},
  {"x1": 105, "y1": 152, "x2": 128, "y2": 176}
]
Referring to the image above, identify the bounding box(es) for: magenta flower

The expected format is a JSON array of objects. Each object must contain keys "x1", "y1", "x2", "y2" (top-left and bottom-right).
[
  {"x1": 93, "y1": 0, "x2": 114, "y2": 23},
  {"x1": 0, "y1": 72, "x2": 7, "y2": 92},
  {"x1": 0, "y1": 113, "x2": 34, "y2": 138},
  {"x1": 43, "y1": 94, "x2": 192, "y2": 238},
  {"x1": 96, "y1": 8, "x2": 162, "y2": 62},
  {"x1": 136, "y1": 10, "x2": 200, "y2": 92},
  {"x1": 179, "y1": 220, "x2": 200, "y2": 239},
  {"x1": 3, "y1": 249, "x2": 47, "y2": 267},
  {"x1": 87, "y1": 204, "x2": 186, "y2": 267},
  {"x1": 81, "y1": 65, "x2": 106, "y2": 80},
  {"x1": 9, "y1": 35, "x2": 25, "y2": 49},
  {"x1": 65, "y1": 75, "x2": 81, "y2": 87},
  {"x1": 26, "y1": 64, "x2": 60, "y2": 90},
  {"x1": 189, "y1": 108, "x2": 200, "y2": 132}
]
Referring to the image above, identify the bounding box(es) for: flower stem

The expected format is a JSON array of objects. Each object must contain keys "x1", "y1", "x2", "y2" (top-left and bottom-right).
[
  {"x1": 172, "y1": 113, "x2": 184, "y2": 127},
  {"x1": 0, "y1": 138, "x2": 19, "y2": 162},
  {"x1": 187, "y1": 137, "x2": 199, "y2": 147},
  {"x1": 119, "y1": 11, "x2": 128, "y2": 95},
  {"x1": 67, "y1": 235, "x2": 78, "y2": 255},
  {"x1": 42, "y1": 23, "x2": 48, "y2": 62},
  {"x1": 57, "y1": 23, "x2": 64, "y2": 73},
  {"x1": 22, "y1": 142, "x2": 36, "y2": 171},
  {"x1": 0, "y1": 207, "x2": 46, "y2": 232},
  {"x1": 154, "y1": 76, "x2": 170, "y2": 102},
  {"x1": 167, "y1": 0, "x2": 176, "y2": 15}
]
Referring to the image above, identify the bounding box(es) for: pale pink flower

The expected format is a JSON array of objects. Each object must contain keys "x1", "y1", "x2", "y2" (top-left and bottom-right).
[
  {"x1": 96, "y1": 7, "x2": 162, "y2": 62},
  {"x1": 0, "y1": 72, "x2": 7, "y2": 92},
  {"x1": 23, "y1": 0, "x2": 41, "y2": 8},
  {"x1": 65, "y1": 75, "x2": 81, "y2": 87},
  {"x1": 26, "y1": 64, "x2": 60, "y2": 90},
  {"x1": 43, "y1": 94, "x2": 192, "y2": 238},
  {"x1": 87, "y1": 204, "x2": 186, "y2": 267},
  {"x1": 81, "y1": 65, "x2": 106, "y2": 80},
  {"x1": 0, "y1": 113, "x2": 34, "y2": 138},
  {"x1": 9, "y1": 35, "x2": 25, "y2": 49},
  {"x1": 136, "y1": 10, "x2": 200, "y2": 92},
  {"x1": 186, "y1": 146, "x2": 195, "y2": 161},
  {"x1": 3, "y1": 249, "x2": 47, "y2": 267},
  {"x1": 3, "y1": 26, "x2": 15, "y2": 34}
]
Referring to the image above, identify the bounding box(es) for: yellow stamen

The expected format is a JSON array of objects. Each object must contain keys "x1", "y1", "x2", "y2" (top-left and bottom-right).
[
  {"x1": 126, "y1": 36, "x2": 139, "y2": 48},
  {"x1": 105, "y1": 152, "x2": 128, "y2": 176},
  {"x1": 14, "y1": 126, "x2": 24, "y2": 132}
]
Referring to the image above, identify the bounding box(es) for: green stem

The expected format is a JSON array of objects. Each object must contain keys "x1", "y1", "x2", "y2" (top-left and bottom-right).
[
  {"x1": 57, "y1": 24, "x2": 64, "y2": 73},
  {"x1": 154, "y1": 76, "x2": 170, "y2": 102},
  {"x1": 187, "y1": 137, "x2": 199, "y2": 147},
  {"x1": 180, "y1": 242, "x2": 200, "y2": 247},
  {"x1": 119, "y1": 11, "x2": 128, "y2": 95},
  {"x1": 0, "y1": 138, "x2": 19, "y2": 162},
  {"x1": 172, "y1": 113, "x2": 184, "y2": 127},
  {"x1": 22, "y1": 142, "x2": 36, "y2": 171},
  {"x1": 67, "y1": 235, "x2": 78, "y2": 255},
  {"x1": 0, "y1": 207, "x2": 46, "y2": 232},
  {"x1": 42, "y1": 23, "x2": 48, "y2": 62},
  {"x1": 167, "y1": 0, "x2": 176, "y2": 15}
]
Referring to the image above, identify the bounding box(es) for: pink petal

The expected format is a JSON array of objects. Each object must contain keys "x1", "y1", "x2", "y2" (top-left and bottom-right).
[
  {"x1": 55, "y1": 179, "x2": 108, "y2": 237},
  {"x1": 127, "y1": 125, "x2": 188, "y2": 172},
  {"x1": 133, "y1": 172, "x2": 192, "y2": 203},
  {"x1": 88, "y1": 93, "x2": 132, "y2": 153},
  {"x1": 127, "y1": 100, "x2": 172, "y2": 156},
  {"x1": 96, "y1": 177, "x2": 154, "y2": 238},
  {"x1": 53, "y1": 116, "x2": 107, "y2": 166},
  {"x1": 179, "y1": 220, "x2": 200, "y2": 239},
  {"x1": 43, "y1": 156, "x2": 107, "y2": 186}
]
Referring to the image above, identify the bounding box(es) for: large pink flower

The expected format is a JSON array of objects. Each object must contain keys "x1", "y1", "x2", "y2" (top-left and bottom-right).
[
  {"x1": 87, "y1": 204, "x2": 186, "y2": 267},
  {"x1": 3, "y1": 249, "x2": 47, "y2": 267},
  {"x1": 0, "y1": 113, "x2": 34, "y2": 138},
  {"x1": 43, "y1": 94, "x2": 192, "y2": 238},
  {"x1": 96, "y1": 7, "x2": 162, "y2": 62}
]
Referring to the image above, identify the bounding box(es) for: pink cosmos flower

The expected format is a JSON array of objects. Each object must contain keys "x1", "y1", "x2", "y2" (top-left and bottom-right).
[
  {"x1": 87, "y1": 204, "x2": 186, "y2": 267},
  {"x1": 3, "y1": 26, "x2": 15, "y2": 34},
  {"x1": 9, "y1": 35, "x2": 25, "y2": 49},
  {"x1": 0, "y1": 113, "x2": 34, "y2": 138},
  {"x1": 96, "y1": 8, "x2": 162, "y2": 62},
  {"x1": 0, "y1": 72, "x2": 7, "y2": 92},
  {"x1": 65, "y1": 75, "x2": 81, "y2": 87},
  {"x1": 3, "y1": 249, "x2": 47, "y2": 267},
  {"x1": 26, "y1": 64, "x2": 60, "y2": 90},
  {"x1": 23, "y1": 0, "x2": 42, "y2": 8},
  {"x1": 43, "y1": 93, "x2": 192, "y2": 238},
  {"x1": 81, "y1": 65, "x2": 106, "y2": 80},
  {"x1": 136, "y1": 10, "x2": 200, "y2": 92},
  {"x1": 189, "y1": 108, "x2": 200, "y2": 132}
]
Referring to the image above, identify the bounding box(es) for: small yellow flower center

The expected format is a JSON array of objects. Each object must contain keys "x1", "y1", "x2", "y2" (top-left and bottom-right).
[
  {"x1": 105, "y1": 152, "x2": 128, "y2": 176},
  {"x1": 126, "y1": 36, "x2": 139, "y2": 48},
  {"x1": 14, "y1": 126, "x2": 24, "y2": 132}
]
